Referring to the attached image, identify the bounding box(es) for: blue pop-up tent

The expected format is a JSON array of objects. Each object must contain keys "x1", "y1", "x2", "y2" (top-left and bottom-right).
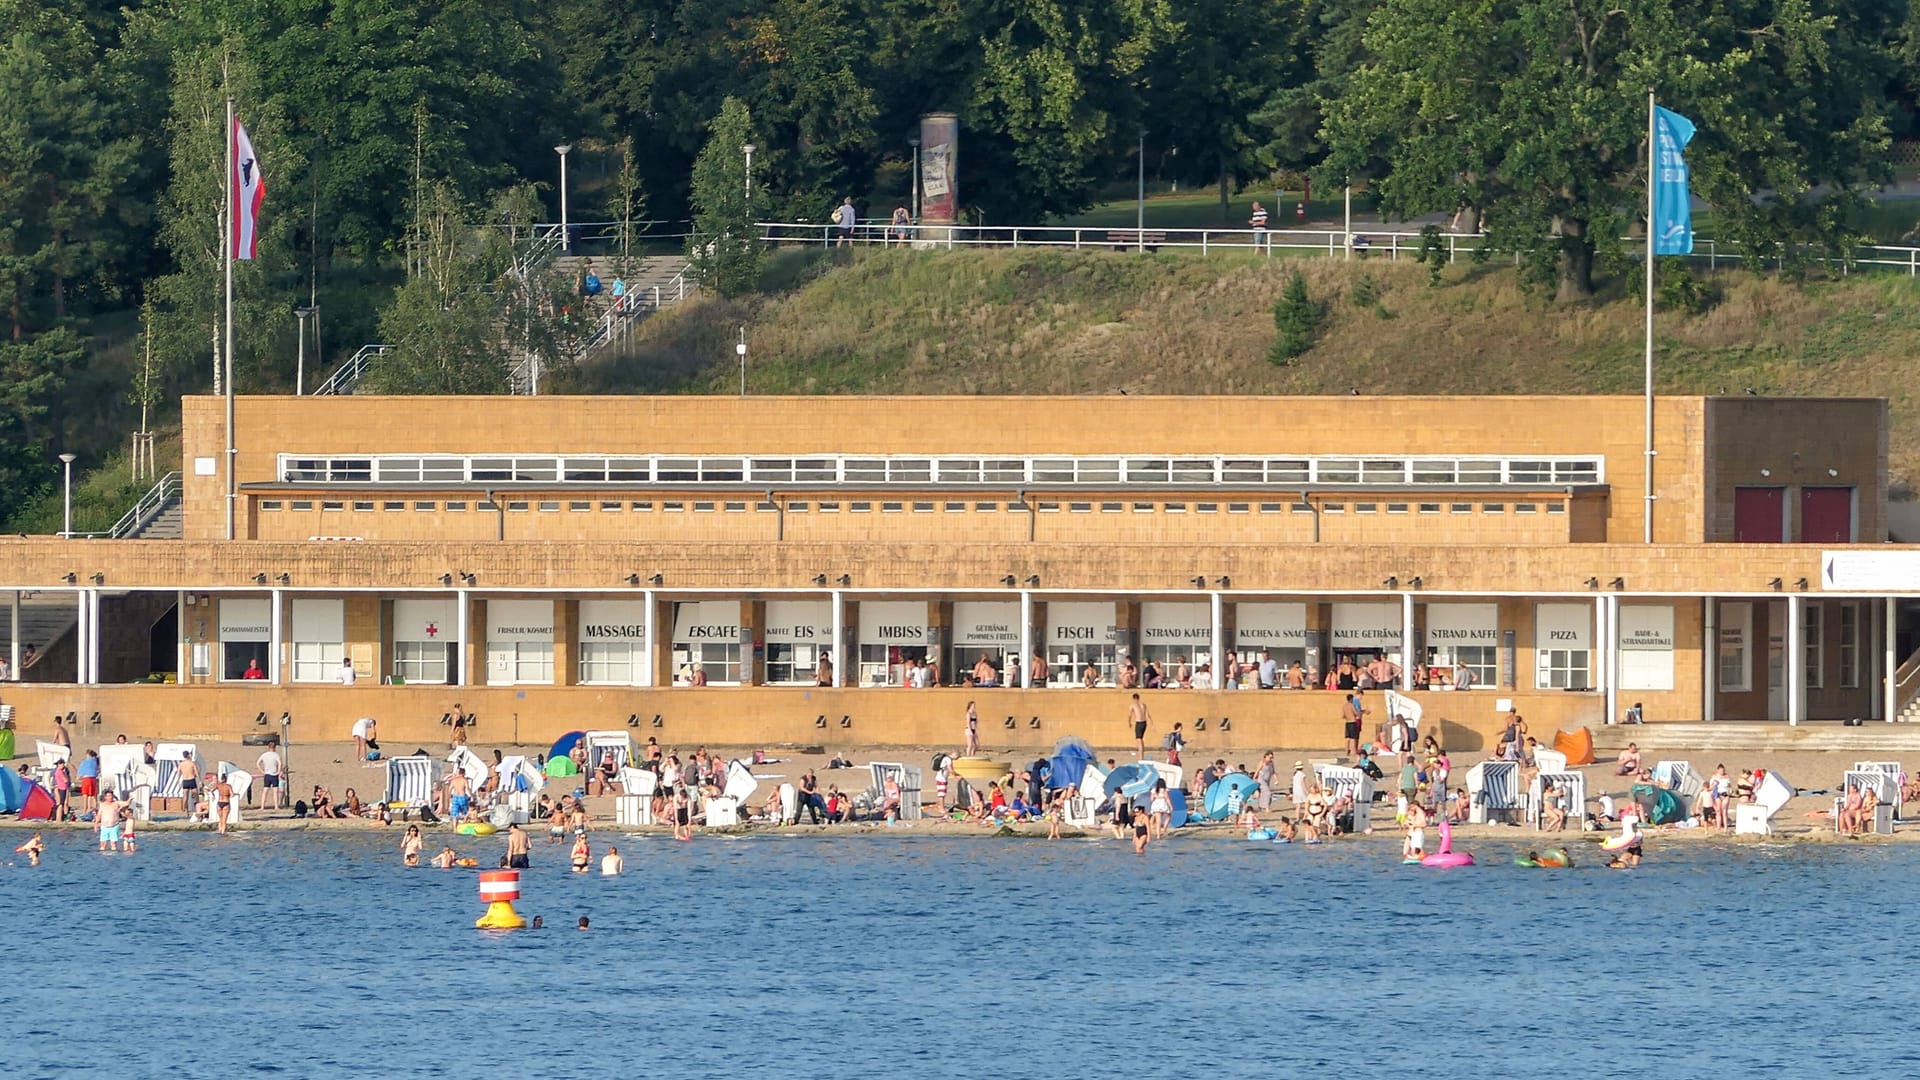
[
  {"x1": 1046, "y1": 738, "x2": 1096, "y2": 791},
  {"x1": 0, "y1": 769, "x2": 55, "y2": 819}
]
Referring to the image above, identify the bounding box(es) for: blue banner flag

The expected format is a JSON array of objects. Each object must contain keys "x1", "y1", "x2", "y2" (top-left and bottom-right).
[{"x1": 1651, "y1": 105, "x2": 1696, "y2": 255}]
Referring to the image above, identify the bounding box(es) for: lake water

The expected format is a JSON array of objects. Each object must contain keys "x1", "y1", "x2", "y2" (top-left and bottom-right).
[{"x1": 4, "y1": 829, "x2": 1910, "y2": 1076}]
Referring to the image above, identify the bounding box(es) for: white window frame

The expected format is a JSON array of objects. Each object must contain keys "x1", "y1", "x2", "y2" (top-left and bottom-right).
[
  {"x1": 393, "y1": 639, "x2": 452, "y2": 685},
  {"x1": 1804, "y1": 604, "x2": 1824, "y2": 691},
  {"x1": 1839, "y1": 602, "x2": 1861, "y2": 689},
  {"x1": 578, "y1": 640, "x2": 637, "y2": 686}
]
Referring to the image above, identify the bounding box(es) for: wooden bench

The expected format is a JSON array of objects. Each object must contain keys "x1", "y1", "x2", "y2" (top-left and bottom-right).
[{"x1": 1107, "y1": 229, "x2": 1168, "y2": 252}]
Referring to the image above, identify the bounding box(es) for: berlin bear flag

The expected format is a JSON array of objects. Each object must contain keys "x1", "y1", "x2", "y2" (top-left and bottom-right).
[
  {"x1": 231, "y1": 117, "x2": 265, "y2": 260},
  {"x1": 1651, "y1": 106, "x2": 1695, "y2": 255}
]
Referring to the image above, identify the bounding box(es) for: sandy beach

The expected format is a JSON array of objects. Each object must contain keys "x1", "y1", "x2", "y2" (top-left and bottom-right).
[{"x1": 8, "y1": 726, "x2": 1917, "y2": 847}]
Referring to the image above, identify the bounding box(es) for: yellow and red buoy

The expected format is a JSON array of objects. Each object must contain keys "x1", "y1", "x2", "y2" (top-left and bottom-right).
[{"x1": 475, "y1": 869, "x2": 527, "y2": 930}]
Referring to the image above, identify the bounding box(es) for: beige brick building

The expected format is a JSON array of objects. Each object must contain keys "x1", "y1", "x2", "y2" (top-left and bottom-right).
[{"x1": 0, "y1": 393, "x2": 1904, "y2": 750}]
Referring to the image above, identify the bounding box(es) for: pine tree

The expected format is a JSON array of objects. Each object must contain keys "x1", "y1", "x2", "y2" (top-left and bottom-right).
[{"x1": 1269, "y1": 270, "x2": 1318, "y2": 364}]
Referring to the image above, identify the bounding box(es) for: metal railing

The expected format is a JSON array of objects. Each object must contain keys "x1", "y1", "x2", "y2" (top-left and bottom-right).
[
  {"x1": 576, "y1": 263, "x2": 698, "y2": 356},
  {"x1": 313, "y1": 344, "x2": 391, "y2": 396},
  {"x1": 1894, "y1": 648, "x2": 1920, "y2": 720},
  {"x1": 107, "y1": 471, "x2": 180, "y2": 539},
  {"x1": 753, "y1": 220, "x2": 1920, "y2": 275}
]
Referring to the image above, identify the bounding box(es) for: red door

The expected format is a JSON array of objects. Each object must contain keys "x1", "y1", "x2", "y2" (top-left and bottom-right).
[
  {"x1": 1733, "y1": 487, "x2": 1785, "y2": 543},
  {"x1": 1800, "y1": 486, "x2": 1854, "y2": 543}
]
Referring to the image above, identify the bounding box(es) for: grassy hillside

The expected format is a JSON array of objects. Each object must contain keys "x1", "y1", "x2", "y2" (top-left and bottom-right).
[{"x1": 567, "y1": 248, "x2": 1920, "y2": 491}]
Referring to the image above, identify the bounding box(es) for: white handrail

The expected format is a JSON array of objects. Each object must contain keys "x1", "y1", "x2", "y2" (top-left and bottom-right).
[
  {"x1": 312, "y1": 344, "x2": 392, "y2": 396},
  {"x1": 108, "y1": 471, "x2": 181, "y2": 538}
]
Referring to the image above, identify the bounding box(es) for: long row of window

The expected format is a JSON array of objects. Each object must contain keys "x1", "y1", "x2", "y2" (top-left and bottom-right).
[
  {"x1": 257, "y1": 499, "x2": 1571, "y2": 515},
  {"x1": 277, "y1": 453, "x2": 1605, "y2": 488}
]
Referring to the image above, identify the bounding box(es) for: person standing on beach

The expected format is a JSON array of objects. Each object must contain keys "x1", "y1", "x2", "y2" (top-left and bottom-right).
[
  {"x1": 1254, "y1": 752, "x2": 1277, "y2": 810},
  {"x1": 964, "y1": 700, "x2": 979, "y2": 756},
  {"x1": 1128, "y1": 693, "x2": 1151, "y2": 757},
  {"x1": 77, "y1": 750, "x2": 100, "y2": 816},
  {"x1": 256, "y1": 745, "x2": 284, "y2": 809},
  {"x1": 1342, "y1": 693, "x2": 1365, "y2": 758},
  {"x1": 673, "y1": 789, "x2": 693, "y2": 841},
  {"x1": 1164, "y1": 722, "x2": 1185, "y2": 767},
  {"x1": 506, "y1": 823, "x2": 531, "y2": 868}
]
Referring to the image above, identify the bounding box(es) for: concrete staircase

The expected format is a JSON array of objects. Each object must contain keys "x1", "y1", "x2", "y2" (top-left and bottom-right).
[
  {"x1": 509, "y1": 254, "x2": 695, "y2": 393},
  {"x1": 1591, "y1": 721, "x2": 1920, "y2": 754},
  {"x1": 1, "y1": 595, "x2": 79, "y2": 681},
  {"x1": 127, "y1": 500, "x2": 182, "y2": 539}
]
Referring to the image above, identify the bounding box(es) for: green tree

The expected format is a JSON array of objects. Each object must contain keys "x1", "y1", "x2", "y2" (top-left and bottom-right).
[
  {"x1": 687, "y1": 97, "x2": 763, "y2": 298},
  {"x1": 146, "y1": 44, "x2": 305, "y2": 395},
  {"x1": 1144, "y1": 0, "x2": 1310, "y2": 219},
  {"x1": 363, "y1": 182, "x2": 575, "y2": 394},
  {"x1": 1269, "y1": 269, "x2": 1318, "y2": 362},
  {"x1": 1326, "y1": 0, "x2": 1900, "y2": 300},
  {"x1": 965, "y1": 0, "x2": 1176, "y2": 219},
  {"x1": 0, "y1": 1, "x2": 144, "y2": 339}
]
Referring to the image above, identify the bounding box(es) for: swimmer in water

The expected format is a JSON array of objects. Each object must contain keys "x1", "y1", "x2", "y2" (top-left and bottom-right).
[
  {"x1": 1403, "y1": 802, "x2": 1428, "y2": 860},
  {"x1": 431, "y1": 846, "x2": 458, "y2": 869},
  {"x1": 1132, "y1": 813, "x2": 1150, "y2": 854},
  {"x1": 16, "y1": 833, "x2": 45, "y2": 866},
  {"x1": 401, "y1": 825, "x2": 423, "y2": 867},
  {"x1": 600, "y1": 845, "x2": 623, "y2": 876},
  {"x1": 577, "y1": 916, "x2": 590, "y2": 931},
  {"x1": 530, "y1": 915, "x2": 544, "y2": 929},
  {"x1": 570, "y1": 834, "x2": 591, "y2": 873}
]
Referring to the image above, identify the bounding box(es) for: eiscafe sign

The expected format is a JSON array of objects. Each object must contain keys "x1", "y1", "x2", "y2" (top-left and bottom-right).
[{"x1": 673, "y1": 601, "x2": 742, "y2": 643}]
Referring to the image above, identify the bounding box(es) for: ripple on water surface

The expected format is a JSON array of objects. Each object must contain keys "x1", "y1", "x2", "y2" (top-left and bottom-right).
[{"x1": 0, "y1": 830, "x2": 1910, "y2": 1075}]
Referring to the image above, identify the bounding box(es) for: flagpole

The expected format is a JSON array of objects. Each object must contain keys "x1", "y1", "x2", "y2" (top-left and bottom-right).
[
  {"x1": 1643, "y1": 89, "x2": 1656, "y2": 545},
  {"x1": 224, "y1": 92, "x2": 237, "y2": 542}
]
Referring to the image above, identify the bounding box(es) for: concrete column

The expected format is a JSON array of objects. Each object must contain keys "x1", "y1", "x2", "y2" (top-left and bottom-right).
[
  {"x1": 829, "y1": 590, "x2": 845, "y2": 688},
  {"x1": 1209, "y1": 591, "x2": 1225, "y2": 688},
  {"x1": 1591, "y1": 596, "x2": 1608, "y2": 696},
  {"x1": 455, "y1": 589, "x2": 470, "y2": 686},
  {"x1": 641, "y1": 590, "x2": 657, "y2": 688},
  {"x1": 90, "y1": 590, "x2": 102, "y2": 684},
  {"x1": 75, "y1": 588, "x2": 90, "y2": 684},
  {"x1": 1702, "y1": 599, "x2": 1716, "y2": 723},
  {"x1": 1019, "y1": 590, "x2": 1035, "y2": 688},
  {"x1": 268, "y1": 588, "x2": 283, "y2": 685},
  {"x1": 1602, "y1": 595, "x2": 1619, "y2": 725},
  {"x1": 1884, "y1": 597, "x2": 1897, "y2": 722},
  {"x1": 9, "y1": 590, "x2": 18, "y2": 680},
  {"x1": 1400, "y1": 592, "x2": 1415, "y2": 690},
  {"x1": 1785, "y1": 593, "x2": 1803, "y2": 726},
  {"x1": 175, "y1": 590, "x2": 186, "y2": 682}
]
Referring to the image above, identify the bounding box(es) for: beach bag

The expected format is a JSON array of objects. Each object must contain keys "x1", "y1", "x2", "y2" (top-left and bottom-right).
[
  {"x1": 1161, "y1": 732, "x2": 1177, "y2": 750},
  {"x1": 582, "y1": 271, "x2": 602, "y2": 296}
]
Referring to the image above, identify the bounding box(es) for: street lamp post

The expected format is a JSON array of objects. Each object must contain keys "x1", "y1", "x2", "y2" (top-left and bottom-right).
[
  {"x1": 1136, "y1": 130, "x2": 1146, "y2": 251},
  {"x1": 742, "y1": 143, "x2": 756, "y2": 204},
  {"x1": 294, "y1": 305, "x2": 315, "y2": 395},
  {"x1": 908, "y1": 136, "x2": 921, "y2": 221},
  {"x1": 554, "y1": 143, "x2": 573, "y2": 251},
  {"x1": 59, "y1": 453, "x2": 76, "y2": 538}
]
